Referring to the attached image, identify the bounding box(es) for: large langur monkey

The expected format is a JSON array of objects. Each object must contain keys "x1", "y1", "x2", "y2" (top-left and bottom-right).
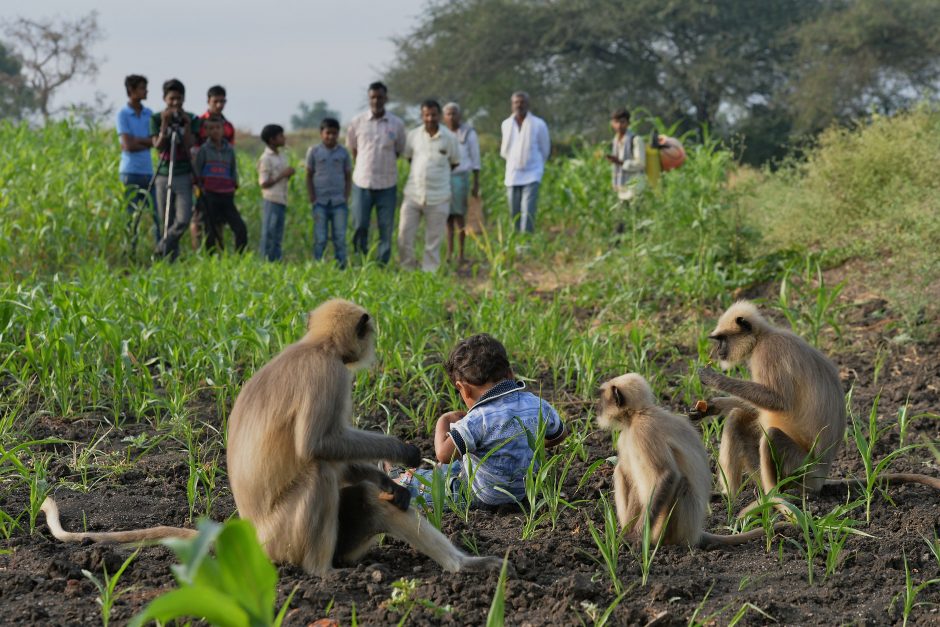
[
  {"x1": 42, "y1": 299, "x2": 504, "y2": 574},
  {"x1": 597, "y1": 373, "x2": 789, "y2": 548},
  {"x1": 226, "y1": 299, "x2": 503, "y2": 574},
  {"x1": 693, "y1": 300, "x2": 940, "y2": 509}
]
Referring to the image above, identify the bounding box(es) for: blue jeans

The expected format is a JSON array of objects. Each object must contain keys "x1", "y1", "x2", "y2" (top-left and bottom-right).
[
  {"x1": 351, "y1": 185, "x2": 396, "y2": 265},
  {"x1": 120, "y1": 173, "x2": 159, "y2": 244},
  {"x1": 313, "y1": 201, "x2": 348, "y2": 268},
  {"x1": 507, "y1": 182, "x2": 540, "y2": 233},
  {"x1": 395, "y1": 463, "x2": 467, "y2": 508},
  {"x1": 261, "y1": 200, "x2": 286, "y2": 261}
]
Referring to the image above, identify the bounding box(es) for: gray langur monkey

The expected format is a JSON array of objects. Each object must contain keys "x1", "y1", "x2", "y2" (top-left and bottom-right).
[
  {"x1": 226, "y1": 299, "x2": 504, "y2": 574},
  {"x1": 692, "y1": 300, "x2": 940, "y2": 510},
  {"x1": 597, "y1": 373, "x2": 789, "y2": 548},
  {"x1": 43, "y1": 299, "x2": 505, "y2": 575}
]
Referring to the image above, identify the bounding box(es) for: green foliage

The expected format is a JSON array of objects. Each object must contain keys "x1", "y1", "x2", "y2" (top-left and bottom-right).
[
  {"x1": 129, "y1": 518, "x2": 295, "y2": 627},
  {"x1": 387, "y1": 0, "x2": 940, "y2": 162},
  {"x1": 744, "y1": 107, "x2": 940, "y2": 336}
]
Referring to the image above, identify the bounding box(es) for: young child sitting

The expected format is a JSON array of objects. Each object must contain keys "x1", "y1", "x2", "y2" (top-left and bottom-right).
[{"x1": 390, "y1": 333, "x2": 566, "y2": 508}]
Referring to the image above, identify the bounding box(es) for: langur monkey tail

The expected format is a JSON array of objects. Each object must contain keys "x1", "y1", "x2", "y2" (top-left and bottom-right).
[
  {"x1": 699, "y1": 521, "x2": 791, "y2": 549},
  {"x1": 41, "y1": 496, "x2": 197, "y2": 543},
  {"x1": 826, "y1": 473, "x2": 940, "y2": 491}
]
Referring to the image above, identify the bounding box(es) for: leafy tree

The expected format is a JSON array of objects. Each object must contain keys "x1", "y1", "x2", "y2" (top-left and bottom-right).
[
  {"x1": 787, "y1": 0, "x2": 940, "y2": 134},
  {"x1": 386, "y1": 0, "x2": 940, "y2": 164},
  {"x1": 2, "y1": 12, "x2": 102, "y2": 121},
  {"x1": 291, "y1": 100, "x2": 340, "y2": 130},
  {"x1": 0, "y1": 40, "x2": 35, "y2": 120}
]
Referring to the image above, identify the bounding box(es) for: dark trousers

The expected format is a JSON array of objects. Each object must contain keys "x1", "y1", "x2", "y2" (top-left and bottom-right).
[{"x1": 204, "y1": 191, "x2": 247, "y2": 253}]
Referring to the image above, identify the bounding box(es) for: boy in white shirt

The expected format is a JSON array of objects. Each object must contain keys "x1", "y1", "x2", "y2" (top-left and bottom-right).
[{"x1": 257, "y1": 124, "x2": 295, "y2": 261}]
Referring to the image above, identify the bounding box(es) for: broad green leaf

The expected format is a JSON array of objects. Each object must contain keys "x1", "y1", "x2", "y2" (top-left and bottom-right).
[{"x1": 128, "y1": 586, "x2": 250, "y2": 627}]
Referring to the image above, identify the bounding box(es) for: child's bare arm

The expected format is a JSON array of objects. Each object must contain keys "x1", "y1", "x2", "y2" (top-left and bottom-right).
[{"x1": 434, "y1": 411, "x2": 466, "y2": 464}]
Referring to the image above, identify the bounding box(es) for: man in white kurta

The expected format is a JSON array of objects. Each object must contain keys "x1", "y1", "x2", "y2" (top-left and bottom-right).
[
  {"x1": 500, "y1": 92, "x2": 550, "y2": 233},
  {"x1": 398, "y1": 100, "x2": 461, "y2": 271}
]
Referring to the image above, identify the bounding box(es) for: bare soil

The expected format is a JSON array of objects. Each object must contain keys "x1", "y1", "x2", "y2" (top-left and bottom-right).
[{"x1": 2, "y1": 298, "x2": 939, "y2": 626}]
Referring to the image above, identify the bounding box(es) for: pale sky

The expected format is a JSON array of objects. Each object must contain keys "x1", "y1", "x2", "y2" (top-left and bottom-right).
[{"x1": 7, "y1": 0, "x2": 427, "y2": 132}]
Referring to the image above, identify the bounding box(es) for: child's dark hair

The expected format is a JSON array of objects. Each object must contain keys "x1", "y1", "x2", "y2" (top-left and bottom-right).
[
  {"x1": 124, "y1": 74, "x2": 147, "y2": 96},
  {"x1": 444, "y1": 334, "x2": 512, "y2": 386},
  {"x1": 207, "y1": 85, "x2": 226, "y2": 99},
  {"x1": 261, "y1": 124, "x2": 284, "y2": 145},
  {"x1": 162, "y1": 78, "x2": 185, "y2": 97},
  {"x1": 421, "y1": 99, "x2": 441, "y2": 112},
  {"x1": 205, "y1": 114, "x2": 224, "y2": 125},
  {"x1": 368, "y1": 81, "x2": 388, "y2": 94},
  {"x1": 611, "y1": 108, "x2": 630, "y2": 122},
  {"x1": 320, "y1": 117, "x2": 340, "y2": 131}
]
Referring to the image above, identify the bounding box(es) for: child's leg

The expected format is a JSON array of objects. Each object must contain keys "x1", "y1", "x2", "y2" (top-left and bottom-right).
[
  {"x1": 203, "y1": 192, "x2": 223, "y2": 253},
  {"x1": 223, "y1": 194, "x2": 247, "y2": 252},
  {"x1": 333, "y1": 203, "x2": 348, "y2": 269},
  {"x1": 312, "y1": 203, "x2": 327, "y2": 261}
]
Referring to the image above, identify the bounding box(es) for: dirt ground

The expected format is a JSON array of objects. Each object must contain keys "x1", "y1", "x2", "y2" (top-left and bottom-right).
[{"x1": 2, "y1": 296, "x2": 940, "y2": 626}]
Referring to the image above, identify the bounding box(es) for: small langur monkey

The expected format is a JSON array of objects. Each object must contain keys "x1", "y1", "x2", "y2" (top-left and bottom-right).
[
  {"x1": 693, "y1": 300, "x2": 940, "y2": 511},
  {"x1": 43, "y1": 300, "x2": 505, "y2": 575},
  {"x1": 597, "y1": 373, "x2": 789, "y2": 548}
]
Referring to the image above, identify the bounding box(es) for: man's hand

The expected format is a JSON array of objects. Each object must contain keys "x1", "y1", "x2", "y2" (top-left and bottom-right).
[
  {"x1": 471, "y1": 182, "x2": 480, "y2": 197},
  {"x1": 283, "y1": 166, "x2": 296, "y2": 179},
  {"x1": 605, "y1": 154, "x2": 622, "y2": 165}
]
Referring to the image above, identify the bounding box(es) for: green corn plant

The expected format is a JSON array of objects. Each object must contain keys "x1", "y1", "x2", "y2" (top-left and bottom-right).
[
  {"x1": 585, "y1": 493, "x2": 627, "y2": 595},
  {"x1": 82, "y1": 549, "x2": 139, "y2": 627},
  {"x1": 890, "y1": 551, "x2": 940, "y2": 627},
  {"x1": 129, "y1": 518, "x2": 296, "y2": 627},
  {"x1": 485, "y1": 552, "x2": 512, "y2": 627}
]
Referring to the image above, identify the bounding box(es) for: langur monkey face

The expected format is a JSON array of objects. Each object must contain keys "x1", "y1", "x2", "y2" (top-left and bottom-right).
[{"x1": 708, "y1": 310, "x2": 757, "y2": 370}]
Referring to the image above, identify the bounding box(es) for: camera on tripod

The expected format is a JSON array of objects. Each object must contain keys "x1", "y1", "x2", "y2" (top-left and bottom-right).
[{"x1": 166, "y1": 110, "x2": 184, "y2": 135}]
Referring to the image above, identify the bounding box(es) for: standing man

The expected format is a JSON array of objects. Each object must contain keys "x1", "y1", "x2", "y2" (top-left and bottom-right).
[
  {"x1": 398, "y1": 100, "x2": 460, "y2": 272},
  {"x1": 117, "y1": 75, "x2": 158, "y2": 245},
  {"x1": 606, "y1": 108, "x2": 646, "y2": 203},
  {"x1": 443, "y1": 102, "x2": 480, "y2": 265},
  {"x1": 346, "y1": 81, "x2": 406, "y2": 265},
  {"x1": 499, "y1": 91, "x2": 550, "y2": 233},
  {"x1": 191, "y1": 85, "x2": 236, "y2": 251}
]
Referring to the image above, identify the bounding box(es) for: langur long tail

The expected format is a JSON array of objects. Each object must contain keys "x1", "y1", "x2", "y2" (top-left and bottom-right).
[
  {"x1": 826, "y1": 473, "x2": 940, "y2": 491},
  {"x1": 41, "y1": 497, "x2": 198, "y2": 543},
  {"x1": 699, "y1": 521, "x2": 791, "y2": 549}
]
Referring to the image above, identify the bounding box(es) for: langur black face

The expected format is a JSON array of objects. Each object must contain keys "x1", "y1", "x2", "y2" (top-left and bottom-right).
[{"x1": 708, "y1": 316, "x2": 754, "y2": 368}]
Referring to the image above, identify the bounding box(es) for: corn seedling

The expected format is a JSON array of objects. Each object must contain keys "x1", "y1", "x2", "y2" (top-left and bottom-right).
[
  {"x1": 585, "y1": 493, "x2": 627, "y2": 595},
  {"x1": 82, "y1": 549, "x2": 139, "y2": 627},
  {"x1": 130, "y1": 518, "x2": 296, "y2": 627},
  {"x1": 485, "y1": 552, "x2": 512, "y2": 627},
  {"x1": 890, "y1": 551, "x2": 940, "y2": 627}
]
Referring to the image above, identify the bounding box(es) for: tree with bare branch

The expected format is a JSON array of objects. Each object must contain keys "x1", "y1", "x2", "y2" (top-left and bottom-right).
[{"x1": 3, "y1": 11, "x2": 103, "y2": 121}]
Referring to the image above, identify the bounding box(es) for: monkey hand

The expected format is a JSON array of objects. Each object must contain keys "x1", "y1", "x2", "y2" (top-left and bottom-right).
[
  {"x1": 688, "y1": 399, "x2": 718, "y2": 421},
  {"x1": 377, "y1": 479, "x2": 412, "y2": 512},
  {"x1": 400, "y1": 443, "x2": 422, "y2": 468},
  {"x1": 697, "y1": 366, "x2": 723, "y2": 388}
]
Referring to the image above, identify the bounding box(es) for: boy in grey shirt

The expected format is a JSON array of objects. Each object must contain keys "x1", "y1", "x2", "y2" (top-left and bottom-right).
[{"x1": 306, "y1": 118, "x2": 352, "y2": 268}]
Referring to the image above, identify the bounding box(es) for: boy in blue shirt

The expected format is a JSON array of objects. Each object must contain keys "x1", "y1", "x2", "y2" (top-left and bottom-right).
[
  {"x1": 305, "y1": 117, "x2": 352, "y2": 268},
  {"x1": 390, "y1": 334, "x2": 566, "y2": 507},
  {"x1": 116, "y1": 75, "x2": 158, "y2": 244}
]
